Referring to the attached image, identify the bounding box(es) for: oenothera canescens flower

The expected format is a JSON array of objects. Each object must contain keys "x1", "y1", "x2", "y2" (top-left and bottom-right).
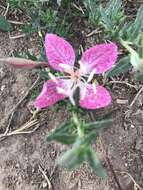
[{"x1": 34, "y1": 34, "x2": 118, "y2": 109}]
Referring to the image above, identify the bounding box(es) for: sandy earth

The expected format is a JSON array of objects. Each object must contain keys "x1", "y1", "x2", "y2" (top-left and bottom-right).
[{"x1": 0, "y1": 29, "x2": 143, "y2": 190}]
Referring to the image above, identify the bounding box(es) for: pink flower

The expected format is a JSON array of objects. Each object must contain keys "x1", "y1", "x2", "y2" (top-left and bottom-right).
[{"x1": 34, "y1": 34, "x2": 118, "y2": 109}]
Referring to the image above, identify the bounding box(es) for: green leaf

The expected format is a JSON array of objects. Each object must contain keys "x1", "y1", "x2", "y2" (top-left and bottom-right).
[
  {"x1": 84, "y1": 0, "x2": 100, "y2": 25},
  {"x1": 47, "y1": 120, "x2": 77, "y2": 144},
  {"x1": 86, "y1": 148, "x2": 107, "y2": 180},
  {"x1": 57, "y1": 0, "x2": 61, "y2": 6},
  {"x1": 100, "y1": 0, "x2": 124, "y2": 34},
  {"x1": 105, "y1": 0, "x2": 122, "y2": 18},
  {"x1": 121, "y1": 40, "x2": 143, "y2": 72},
  {"x1": 57, "y1": 138, "x2": 87, "y2": 170},
  {"x1": 47, "y1": 133, "x2": 76, "y2": 144},
  {"x1": 84, "y1": 131, "x2": 98, "y2": 145},
  {"x1": 129, "y1": 5, "x2": 143, "y2": 41},
  {"x1": 0, "y1": 16, "x2": 13, "y2": 32},
  {"x1": 138, "y1": 34, "x2": 143, "y2": 58},
  {"x1": 85, "y1": 119, "x2": 112, "y2": 131},
  {"x1": 100, "y1": 5, "x2": 113, "y2": 30},
  {"x1": 135, "y1": 72, "x2": 143, "y2": 81},
  {"x1": 107, "y1": 56, "x2": 130, "y2": 77},
  {"x1": 38, "y1": 70, "x2": 49, "y2": 80}
]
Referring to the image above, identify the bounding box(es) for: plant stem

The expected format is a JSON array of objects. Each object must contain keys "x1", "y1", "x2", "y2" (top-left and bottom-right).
[{"x1": 72, "y1": 112, "x2": 84, "y2": 137}]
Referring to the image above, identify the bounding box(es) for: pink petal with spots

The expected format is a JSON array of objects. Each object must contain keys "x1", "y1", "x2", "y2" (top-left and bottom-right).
[
  {"x1": 80, "y1": 43, "x2": 118, "y2": 74},
  {"x1": 80, "y1": 85, "x2": 111, "y2": 109},
  {"x1": 34, "y1": 79, "x2": 66, "y2": 109},
  {"x1": 45, "y1": 34, "x2": 75, "y2": 72}
]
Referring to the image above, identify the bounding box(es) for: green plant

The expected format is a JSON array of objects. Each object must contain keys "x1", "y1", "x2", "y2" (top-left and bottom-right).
[
  {"x1": 100, "y1": 0, "x2": 125, "y2": 40},
  {"x1": 84, "y1": 0, "x2": 101, "y2": 26},
  {"x1": 107, "y1": 34, "x2": 143, "y2": 79},
  {"x1": 8, "y1": 0, "x2": 71, "y2": 37},
  {"x1": 47, "y1": 113, "x2": 112, "y2": 179},
  {"x1": 120, "y1": 5, "x2": 143, "y2": 42},
  {"x1": 84, "y1": 0, "x2": 143, "y2": 42},
  {"x1": 0, "y1": 15, "x2": 13, "y2": 32}
]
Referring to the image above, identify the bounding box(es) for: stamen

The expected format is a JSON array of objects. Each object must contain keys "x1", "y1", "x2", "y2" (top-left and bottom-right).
[
  {"x1": 80, "y1": 76, "x2": 87, "y2": 83},
  {"x1": 79, "y1": 61, "x2": 87, "y2": 74},
  {"x1": 56, "y1": 76, "x2": 70, "y2": 79},
  {"x1": 92, "y1": 82, "x2": 97, "y2": 94},
  {"x1": 69, "y1": 95, "x2": 76, "y2": 106},
  {"x1": 56, "y1": 87, "x2": 67, "y2": 95},
  {"x1": 59, "y1": 63, "x2": 79, "y2": 72},
  {"x1": 87, "y1": 68, "x2": 96, "y2": 83},
  {"x1": 59, "y1": 63, "x2": 72, "y2": 70},
  {"x1": 48, "y1": 72, "x2": 58, "y2": 83},
  {"x1": 68, "y1": 83, "x2": 80, "y2": 105},
  {"x1": 80, "y1": 85, "x2": 86, "y2": 100}
]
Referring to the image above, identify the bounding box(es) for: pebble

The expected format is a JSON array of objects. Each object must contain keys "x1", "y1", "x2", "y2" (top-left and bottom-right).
[
  {"x1": 42, "y1": 181, "x2": 48, "y2": 188},
  {"x1": 135, "y1": 139, "x2": 142, "y2": 151}
]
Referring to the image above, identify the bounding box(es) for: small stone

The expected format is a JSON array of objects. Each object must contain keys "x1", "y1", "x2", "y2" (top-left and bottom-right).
[
  {"x1": 135, "y1": 139, "x2": 142, "y2": 150},
  {"x1": 42, "y1": 181, "x2": 48, "y2": 188},
  {"x1": 130, "y1": 125, "x2": 135, "y2": 128},
  {"x1": 116, "y1": 99, "x2": 128, "y2": 104},
  {"x1": 125, "y1": 163, "x2": 128, "y2": 167},
  {"x1": 0, "y1": 85, "x2": 5, "y2": 91},
  {"x1": 15, "y1": 163, "x2": 20, "y2": 168}
]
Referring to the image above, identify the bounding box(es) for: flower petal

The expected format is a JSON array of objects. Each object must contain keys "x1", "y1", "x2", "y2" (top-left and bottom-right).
[
  {"x1": 34, "y1": 79, "x2": 66, "y2": 109},
  {"x1": 80, "y1": 43, "x2": 118, "y2": 74},
  {"x1": 80, "y1": 84, "x2": 111, "y2": 109},
  {"x1": 45, "y1": 34, "x2": 75, "y2": 72}
]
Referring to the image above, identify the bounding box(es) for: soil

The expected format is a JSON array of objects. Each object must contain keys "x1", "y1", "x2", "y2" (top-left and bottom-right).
[{"x1": 0, "y1": 1, "x2": 143, "y2": 189}]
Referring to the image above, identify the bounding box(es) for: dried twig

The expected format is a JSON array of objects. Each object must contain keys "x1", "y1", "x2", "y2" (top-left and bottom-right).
[
  {"x1": 72, "y1": 3, "x2": 84, "y2": 14},
  {"x1": 8, "y1": 76, "x2": 40, "y2": 117},
  {"x1": 86, "y1": 29, "x2": 102, "y2": 37},
  {"x1": 4, "y1": 112, "x2": 15, "y2": 136},
  {"x1": 8, "y1": 20, "x2": 26, "y2": 25},
  {"x1": 129, "y1": 86, "x2": 143, "y2": 107},
  {"x1": 0, "y1": 76, "x2": 40, "y2": 137},
  {"x1": 116, "y1": 171, "x2": 142, "y2": 190},
  {"x1": 9, "y1": 34, "x2": 26, "y2": 40},
  {"x1": 109, "y1": 81, "x2": 137, "y2": 89},
  {"x1": 3, "y1": 2, "x2": 9, "y2": 17},
  {"x1": 39, "y1": 165, "x2": 53, "y2": 190},
  {"x1": 0, "y1": 119, "x2": 39, "y2": 138},
  {"x1": 50, "y1": 165, "x2": 58, "y2": 178},
  {"x1": 0, "y1": 119, "x2": 40, "y2": 142}
]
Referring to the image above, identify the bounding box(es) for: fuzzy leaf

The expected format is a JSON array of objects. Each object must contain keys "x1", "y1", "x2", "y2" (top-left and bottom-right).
[
  {"x1": 86, "y1": 148, "x2": 107, "y2": 180},
  {"x1": 135, "y1": 73, "x2": 143, "y2": 81},
  {"x1": 84, "y1": 0, "x2": 100, "y2": 25},
  {"x1": 138, "y1": 34, "x2": 143, "y2": 58},
  {"x1": 57, "y1": 138, "x2": 87, "y2": 170},
  {"x1": 38, "y1": 70, "x2": 49, "y2": 80},
  {"x1": 121, "y1": 40, "x2": 143, "y2": 71},
  {"x1": 107, "y1": 56, "x2": 130, "y2": 77},
  {"x1": 47, "y1": 120, "x2": 77, "y2": 144},
  {"x1": 85, "y1": 119, "x2": 112, "y2": 131},
  {"x1": 100, "y1": 6, "x2": 113, "y2": 30},
  {"x1": 129, "y1": 5, "x2": 143, "y2": 41},
  {"x1": 106, "y1": 0, "x2": 122, "y2": 17},
  {"x1": 47, "y1": 133, "x2": 76, "y2": 144},
  {"x1": 0, "y1": 16, "x2": 13, "y2": 32}
]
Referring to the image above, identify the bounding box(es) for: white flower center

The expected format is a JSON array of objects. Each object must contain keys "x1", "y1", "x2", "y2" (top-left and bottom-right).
[{"x1": 49, "y1": 63, "x2": 97, "y2": 105}]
